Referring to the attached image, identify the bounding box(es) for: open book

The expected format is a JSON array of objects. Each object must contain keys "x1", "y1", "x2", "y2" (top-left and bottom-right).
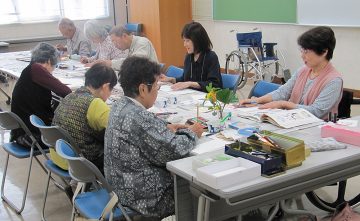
[{"x1": 236, "y1": 107, "x2": 323, "y2": 129}]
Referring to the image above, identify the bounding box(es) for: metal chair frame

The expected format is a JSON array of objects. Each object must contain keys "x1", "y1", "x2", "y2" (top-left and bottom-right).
[
  {"x1": 0, "y1": 111, "x2": 48, "y2": 214},
  {"x1": 30, "y1": 114, "x2": 82, "y2": 221},
  {"x1": 56, "y1": 139, "x2": 132, "y2": 221}
]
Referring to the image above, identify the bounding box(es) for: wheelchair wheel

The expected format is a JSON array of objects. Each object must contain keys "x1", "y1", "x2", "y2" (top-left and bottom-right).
[
  {"x1": 305, "y1": 180, "x2": 360, "y2": 212},
  {"x1": 225, "y1": 51, "x2": 247, "y2": 89}
]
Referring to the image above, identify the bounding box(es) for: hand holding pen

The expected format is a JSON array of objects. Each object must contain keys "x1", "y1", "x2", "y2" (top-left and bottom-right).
[{"x1": 235, "y1": 98, "x2": 258, "y2": 108}]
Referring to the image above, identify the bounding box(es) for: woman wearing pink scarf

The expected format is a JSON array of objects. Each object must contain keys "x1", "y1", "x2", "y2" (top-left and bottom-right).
[{"x1": 239, "y1": 26, "x2": 343, "y2": 119}]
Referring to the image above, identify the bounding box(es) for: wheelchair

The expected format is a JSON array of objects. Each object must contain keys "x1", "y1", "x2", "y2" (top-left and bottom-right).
[{"x1": 224, "y1": 31, "x2": 287, "y2": 89}]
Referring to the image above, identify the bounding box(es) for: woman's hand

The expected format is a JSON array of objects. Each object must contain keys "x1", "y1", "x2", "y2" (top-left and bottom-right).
[
  {"x1": 80, "y1": 56, "x2": 89, "y2": 64},
  {"x1": 188, "y1": 122, "x2": 204, "y2": 138},
  {"x1": 159, "y1": 74, "x2": 176, "y2": 83},
  {"x1": 56, "y1": 44, "x2": 66, "y2": 52},
  {"x1": 171, "y1": 82, "x2": 192, "y2": 90},
  {"x1": 259, "y1": 100, "x2": 296, "y2": 109}
]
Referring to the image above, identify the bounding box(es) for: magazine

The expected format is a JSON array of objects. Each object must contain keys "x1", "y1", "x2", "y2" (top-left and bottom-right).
[{"x1": 236, "y1": 107, "x2": 323, "y2": 129}]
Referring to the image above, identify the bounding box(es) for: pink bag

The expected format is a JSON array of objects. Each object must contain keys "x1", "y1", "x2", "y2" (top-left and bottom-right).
[{"x1": 321, "y1": 203, "x2": 360, "y2": 221}]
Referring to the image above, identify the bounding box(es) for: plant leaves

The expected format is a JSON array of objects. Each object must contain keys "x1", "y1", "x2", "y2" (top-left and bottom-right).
[{"x1": 216, "y1": 89, "x2": 238, "y2": 104}]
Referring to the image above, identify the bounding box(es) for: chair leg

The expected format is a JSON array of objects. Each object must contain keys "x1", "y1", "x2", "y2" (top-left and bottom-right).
[
  {"x1": 34, "y1": 155, "x2": 48, "y2": 174},
  {"x1": 1, "y1": 149, "x2": 35, "y2": 214},
  {"x1": 41, "y1": 171, "x2": 52, "y2": 221},
  {"x1": 70, "y1": 206, "x2": 76, "y2": 221}
]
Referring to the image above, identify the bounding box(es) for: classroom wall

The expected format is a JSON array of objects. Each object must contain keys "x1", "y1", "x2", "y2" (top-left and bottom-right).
[{"x1": 192, "y1": 2, "x2": 360, "y2": 89}]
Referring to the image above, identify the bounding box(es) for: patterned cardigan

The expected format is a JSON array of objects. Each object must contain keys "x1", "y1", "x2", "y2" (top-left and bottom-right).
[{"x1": 104, "y1": 96, "x2": 197, "y2": 218}]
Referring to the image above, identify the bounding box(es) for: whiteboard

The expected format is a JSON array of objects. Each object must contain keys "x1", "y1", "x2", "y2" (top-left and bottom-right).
[{"x1": 297, "y1": 0, "x2": 360, "y2": 27}]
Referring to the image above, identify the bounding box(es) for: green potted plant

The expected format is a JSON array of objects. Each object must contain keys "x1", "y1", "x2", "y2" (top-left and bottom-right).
[{"x1": 204, "y1": 83, "x2": 238, "y2": 119}]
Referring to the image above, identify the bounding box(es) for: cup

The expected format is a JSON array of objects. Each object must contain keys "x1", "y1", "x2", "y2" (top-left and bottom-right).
[
  {"x1": 207, "y1": 120, "x2": 225, "y2": 133},
  {"x1": 70, "y1": 54, "x2": 81, "y2": 61}
]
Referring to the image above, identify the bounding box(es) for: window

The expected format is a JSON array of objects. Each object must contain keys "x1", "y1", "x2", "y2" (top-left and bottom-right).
[{"x1": 0, "y1": 0, "x2": 109, "y2": 25}]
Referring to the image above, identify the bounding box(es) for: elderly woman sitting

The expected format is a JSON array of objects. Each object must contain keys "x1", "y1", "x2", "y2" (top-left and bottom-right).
[
  {"x1": 11, "y1": 42, "x2": 71, "y2": 147},
  {"x1": 80, "y1": 19, "x2": 127, "y2": 66},
  {"x1": 104, "y1": 56, "x2": 203, "y2": 220},
  {"x1": 239, "y1": 26, "x2": 343, "y2": 119},
  {"x1": 53, "y1": 63, "x2": 117, "y2": 172}
]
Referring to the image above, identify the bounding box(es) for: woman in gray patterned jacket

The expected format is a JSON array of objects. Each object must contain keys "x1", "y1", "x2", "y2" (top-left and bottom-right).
[{"x1": 104, "y1": 56, "x2": 203, "y2": 220}]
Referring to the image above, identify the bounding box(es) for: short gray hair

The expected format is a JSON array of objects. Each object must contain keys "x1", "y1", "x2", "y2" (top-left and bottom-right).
[
  {"x1": 31, "y1": 42, "x2": 59, "y2": 66},
  {"x1": 58, "y1": 17, "x2": 75, "y2": 30},
  {"x1": 109, "y1": 25, "x2": 132, "y2": 37},
  {"x1": 84, "y1": 20, "x2": 108, "y2": 41}
]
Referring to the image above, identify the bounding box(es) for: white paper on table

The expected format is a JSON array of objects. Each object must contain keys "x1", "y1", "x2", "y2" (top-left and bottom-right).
[
  {"x1": 192, "y1": 94, "x2": 206, "y2": 102},
  {"x1": 192, "y1": 137, "x2": 229, "y2": 155},
  {"x1": 159, "y1": 85, "x2": 194, "y2": 95},
  {"x1": 336, "y1": 119, "x2": 358, "y2": 127}
]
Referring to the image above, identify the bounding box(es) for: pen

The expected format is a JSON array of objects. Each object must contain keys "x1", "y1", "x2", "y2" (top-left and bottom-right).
[
  {"x1": 328, "y1": 112, "x2": 332, "y2": 122},
  {"x1": 332, "y1": 113, "x2": 337, "y2": 123},
  {"x1": 196, "y1": 104, "x2": 200, "y2": 122},
  {"x1": 248, "y1": 101, "x2": 258, "y2": 104},
  {"x1": 264, "y1": 136, "x2": 279, "y2": 148},
  {"x1": 156, "y1": 112, "x2": 178, "y2": 116},
  {"x1": 237, "y1": 100, "x2": 258, "y2": 108},
  {"x1": 253, "y1": 132, "x2": 274, "y2": 146}
]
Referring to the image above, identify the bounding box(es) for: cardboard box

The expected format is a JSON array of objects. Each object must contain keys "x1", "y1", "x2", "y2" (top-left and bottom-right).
[
  {"x1": 196, "y1": 158, "x2": 261, "y2": 189},
  {"x1": 321, "y1": 125, "x2": 360, "y2": 147}
]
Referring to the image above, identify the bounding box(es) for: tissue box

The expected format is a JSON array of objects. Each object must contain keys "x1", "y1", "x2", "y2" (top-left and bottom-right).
[
  {"x1": 196, "y1": 158, "x2": 261, "y2": 189},
  {"x1": 247, "y1": 131, "x2": 305, "y2": 169},
  {"x1": 225, "y1": 141, "x2": 283, "y2": 176},
  {"x1": 321, "y1": 125, "x2": 360, "y2": 147}
]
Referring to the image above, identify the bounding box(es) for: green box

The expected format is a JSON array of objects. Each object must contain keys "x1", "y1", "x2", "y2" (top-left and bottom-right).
[{"x1": 247, "y1": 131, "x2": 305, "y2": 169}]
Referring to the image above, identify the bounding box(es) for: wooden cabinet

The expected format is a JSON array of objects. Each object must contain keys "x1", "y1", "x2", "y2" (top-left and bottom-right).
[{"x1": 128, "y1": 0, "x2": 192, "y2": 67}]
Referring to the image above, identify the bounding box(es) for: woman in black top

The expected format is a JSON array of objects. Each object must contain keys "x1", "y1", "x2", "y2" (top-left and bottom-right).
[
  {"x1": 11, "y1": 42, "x2": 71, "y2": 147},
  {"x1": 161, "y1": 22, "x2": 222, "y2": 92}
]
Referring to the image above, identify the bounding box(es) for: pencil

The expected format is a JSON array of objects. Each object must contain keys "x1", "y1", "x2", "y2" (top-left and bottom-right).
[{"x1": 196, "y1": 104, "x2": 199, "y2": 121}]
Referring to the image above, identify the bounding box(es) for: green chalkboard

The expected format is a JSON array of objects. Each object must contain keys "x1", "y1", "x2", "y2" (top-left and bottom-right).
[{"x1": 213, "y1": 0, "x2": 297, "y2": 23}]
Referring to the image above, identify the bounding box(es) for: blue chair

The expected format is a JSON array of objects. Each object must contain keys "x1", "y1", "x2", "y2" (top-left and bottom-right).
[
  {"x1": 30, "y1": 115, "x2": 82, "y2": 221},
  {"x1": 125, "y1": 23, "x2": 142, "y2": 36},
  {"x1": 248, "y1": 80, "x2": 281, "y2": 98},
  {"x1": 165, "y1": 65, "x2": 184, "y2": 81},
  {"x1": 0, "y1": 111, "x2": 49, "y2": 214},
  {"x1": 56, "y1": 139, "x2": 133, "y2": 221},
  {"x1": 221, "y1": 74, "x2": 240, "y2": 91}
]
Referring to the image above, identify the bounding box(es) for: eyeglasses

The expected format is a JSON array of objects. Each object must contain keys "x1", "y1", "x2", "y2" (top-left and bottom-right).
[
  {"x1": 299, "y1": 48, "x2": 311, "y2": 54},
  {"x1": 146, "y1": 83, "x2": 161, "y2": 91}
]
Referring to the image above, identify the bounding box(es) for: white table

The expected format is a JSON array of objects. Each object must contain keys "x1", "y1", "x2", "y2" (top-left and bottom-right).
[
  {"x1": 0, "y1": 51, "x2": 86, "y2": 89},
  {"x1": 166, "y1": 117, "x2": 360, "y2": 221}
]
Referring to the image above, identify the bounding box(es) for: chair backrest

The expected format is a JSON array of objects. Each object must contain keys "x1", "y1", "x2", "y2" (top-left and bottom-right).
[
  {"x1": 0, "y1": 111, "x2": 49, "y2": 157},
  {"x1": 165, "y1": 65, "x2": 184, "y2": 80},
  {"x1": 125, "y1": 23, "x2": 142, "y2": 36},
  {"x1": 221, "y1": 74, "x2": 239, "y2": 91},
  {"x1": 236, "y1": 32, "x2": 262, "y2": 48},
  {"x1": 338, "y1": 90, "x2": 353, "y2": 118},
  {"x1": 0, "y1": 111, "x2": 23, "y2": 131},
  {"x1": 55, "y1": 139, "x2": 112, "y2": 191},
  {"x1": 0, "y1": 111, "x2": 34, "y2": 139},
  {"x1": 248, "y1": 80, "x2": 280, "y2": 98},
  {"x1": 30, "y1": 115, "x2": 81, "y2": 154}
]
